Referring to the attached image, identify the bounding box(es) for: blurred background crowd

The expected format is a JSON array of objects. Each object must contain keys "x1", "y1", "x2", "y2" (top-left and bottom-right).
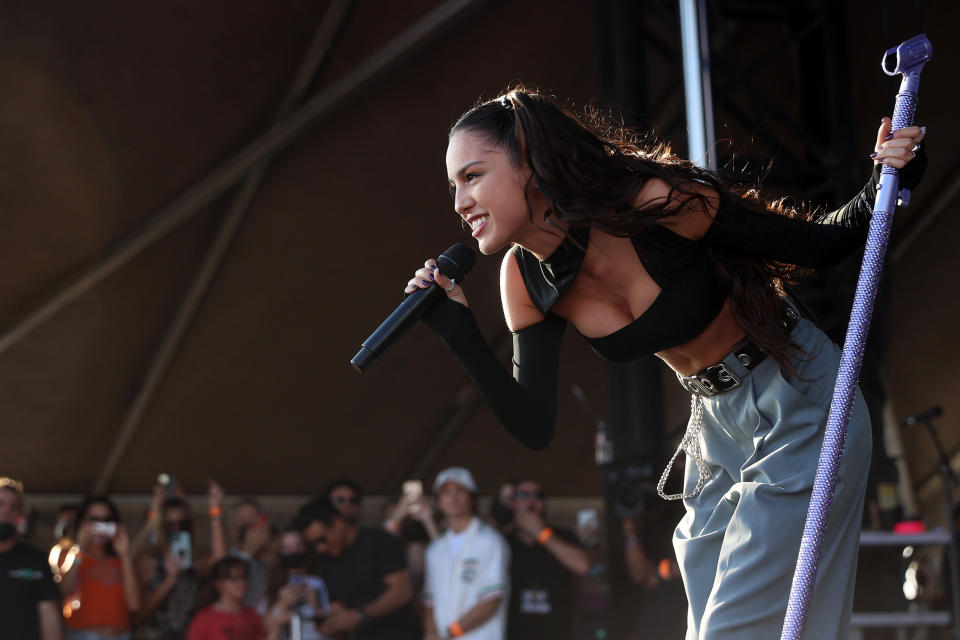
[
  {"x1": 0, "y1": 470, "x2": 689, "y2": 640},
  {"x1": 1, "y1": 2, "x2": 958, "y2": 639}
]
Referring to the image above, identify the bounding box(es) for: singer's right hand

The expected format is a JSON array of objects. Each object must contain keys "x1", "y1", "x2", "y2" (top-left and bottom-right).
[{"x1": 405, "y1": 259, "x2": 468, "y2": 307}]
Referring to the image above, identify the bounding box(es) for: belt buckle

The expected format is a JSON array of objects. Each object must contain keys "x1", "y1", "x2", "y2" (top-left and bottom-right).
[
  {"x1": 677, "y1": 373, "x2": 718, "y2": 396},
  {"x1": 707, "y1": 362, "x2": 741, "y2": 391},
  {"x1": 678, "y1": 363, "x2": 742, "y2": 397},
  {"x1": 782, "y1": 304, "x2": 800, "y2": 330},
  {"x1": 680, "y1": 375, "x2": 714, "y2": 396}
]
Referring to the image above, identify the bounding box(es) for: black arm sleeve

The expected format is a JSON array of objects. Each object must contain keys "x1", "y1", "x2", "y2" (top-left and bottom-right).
[
  {"x1": 420, "y1": 296, "x2": 564, "y2": 450},
  {"x1": 703, "y1": 145, "x2": 927, "y2": 268}
]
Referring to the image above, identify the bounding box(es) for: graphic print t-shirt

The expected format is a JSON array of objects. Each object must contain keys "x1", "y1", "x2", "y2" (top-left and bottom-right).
[{"x1": 0, "y1": 541, "x2": 61, "y2": 640}]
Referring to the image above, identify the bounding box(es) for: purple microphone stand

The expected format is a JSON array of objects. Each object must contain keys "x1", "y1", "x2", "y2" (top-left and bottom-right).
[{"x1": 780, "y1": 34, "x2": 933, "y2": 640}]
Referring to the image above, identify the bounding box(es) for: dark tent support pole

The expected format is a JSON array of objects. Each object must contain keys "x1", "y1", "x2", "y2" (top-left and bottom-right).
[{"x1": 92, "y1": 0, "x2": 354, "y2": 493}]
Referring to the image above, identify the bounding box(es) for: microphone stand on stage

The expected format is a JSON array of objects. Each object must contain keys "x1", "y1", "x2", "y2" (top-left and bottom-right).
[{"x1": 909, "y1": 406, "x2": 960, "y2": 638}]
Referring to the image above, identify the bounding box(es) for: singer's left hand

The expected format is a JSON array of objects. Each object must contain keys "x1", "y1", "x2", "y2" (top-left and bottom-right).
[
  {"x1": 873, "y1": 118, "x2": 924, "y2": 169},
  {"x1": 405, "y1": 259, "x2": 468, "y2": 307}
]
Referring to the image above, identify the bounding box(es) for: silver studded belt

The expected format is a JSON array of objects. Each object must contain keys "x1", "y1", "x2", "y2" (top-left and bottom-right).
[
  {"x1": 658, "y1": 303, "x2": 801, "y2": 500},
  {"x1": 676, "y1": 304, "x2": 798, "y2": 398}
]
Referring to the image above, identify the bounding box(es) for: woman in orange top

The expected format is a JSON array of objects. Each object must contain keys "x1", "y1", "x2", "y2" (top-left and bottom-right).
[{"x1": 60, "y1": 495, "x2": 141, "y2": 639}]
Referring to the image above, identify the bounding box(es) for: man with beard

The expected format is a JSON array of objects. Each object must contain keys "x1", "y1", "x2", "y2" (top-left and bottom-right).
[
  {"x1": 507, "y1": 478, "x2": 590, "y2": 640},
  {"x1": 0, "y1": 477, "x2": 63, "y2": 640},
  {"x1": 295, "y1": 497, "x2": 419, "y2": 639},
  {"x1": 323, "y1": 479, "x2": 364, "y2": 525}
]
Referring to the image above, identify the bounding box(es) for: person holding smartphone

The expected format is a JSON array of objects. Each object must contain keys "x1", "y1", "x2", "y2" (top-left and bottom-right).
[
  {"x1": 505, "y1": 478, "x2": 589, "y2": 640},
  {"x1": 228, "y1": 497, "x2": 275, "y2": 614},
  {"x1": 383, "y1": 480, "x2": 440, "y2": 618},
  {"x1": 60, "y1": 495, "x2": 140, "y2": 640},
  {"x1": 134, "y1": 480, "x2": 227, "y2": 640},
  {"x1": 264, "y1": 528, "x2": 331, "y2": 640}
]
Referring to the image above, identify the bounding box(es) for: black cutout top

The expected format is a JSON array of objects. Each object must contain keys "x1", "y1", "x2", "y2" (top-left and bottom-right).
[
  {"x1": 512, "y1": 222, "x2": 725, "y2": 361},
  {"x1": 422, "y1": 151, "x2": 927, "y2": 450}
]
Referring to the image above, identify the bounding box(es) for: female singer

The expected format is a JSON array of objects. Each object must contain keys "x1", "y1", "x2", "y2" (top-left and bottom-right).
[{"x1": 406, "y1": 86, "x2": 926, "y2": 638}]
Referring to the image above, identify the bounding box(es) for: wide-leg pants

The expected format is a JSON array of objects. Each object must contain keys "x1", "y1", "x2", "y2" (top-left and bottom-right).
[{"x1": 673, "y1": 317, "x2": 872, "y2": 640}]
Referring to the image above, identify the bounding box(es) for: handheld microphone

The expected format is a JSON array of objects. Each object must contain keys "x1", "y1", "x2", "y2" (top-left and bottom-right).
[
  {"x1": 904, "y1": 405, "x2": 943, "y2": 426},
  {"x1": 351, "y1": 243, "x2": 475, "y2": 372}
]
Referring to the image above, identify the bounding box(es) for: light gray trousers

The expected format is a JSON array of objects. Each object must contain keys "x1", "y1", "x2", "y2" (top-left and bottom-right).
[{"x1": 673, "y1": 317, "x2": 871, "y2": 640}]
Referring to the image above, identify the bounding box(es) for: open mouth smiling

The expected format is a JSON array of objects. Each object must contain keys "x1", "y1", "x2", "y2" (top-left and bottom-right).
[{"x1": 467, "y1": 214, "x2": 488, "y2": 237}]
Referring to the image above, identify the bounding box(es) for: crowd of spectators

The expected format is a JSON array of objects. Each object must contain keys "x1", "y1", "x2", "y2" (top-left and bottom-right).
[{"x1": 0, "y1": 470, "x2": 687, "y2": 640}]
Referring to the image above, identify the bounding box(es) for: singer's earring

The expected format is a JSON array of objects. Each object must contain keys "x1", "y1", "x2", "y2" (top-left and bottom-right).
[{"x1": 445, "y1": 279, "x2": 457, "y2": 292}]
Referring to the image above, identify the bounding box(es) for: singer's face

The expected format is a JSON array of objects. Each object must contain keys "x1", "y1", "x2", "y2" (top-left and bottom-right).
[{"x1": 446, "y1": 130, "x2": 546, "y2": 255}]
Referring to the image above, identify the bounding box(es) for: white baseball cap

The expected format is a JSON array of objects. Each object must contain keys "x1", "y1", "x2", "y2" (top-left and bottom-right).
[{"x1": 433, "y1": 467, "x2": 477, "y2": 494}]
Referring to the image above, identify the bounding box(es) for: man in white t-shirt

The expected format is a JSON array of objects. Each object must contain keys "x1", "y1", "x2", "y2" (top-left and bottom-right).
[{"x1": 423, "y1": 467, "x2": 509, "y2": 640}]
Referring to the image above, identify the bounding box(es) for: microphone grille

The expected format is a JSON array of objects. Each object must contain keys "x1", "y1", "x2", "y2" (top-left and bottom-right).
[{"x1": 437, "y1": 243, "x2": 476, "y2": 282}]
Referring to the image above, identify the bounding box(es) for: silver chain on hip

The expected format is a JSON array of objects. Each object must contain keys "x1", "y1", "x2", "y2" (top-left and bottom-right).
[{"x1": 657, "y1": 394, "x2": 712, "y2": 501}]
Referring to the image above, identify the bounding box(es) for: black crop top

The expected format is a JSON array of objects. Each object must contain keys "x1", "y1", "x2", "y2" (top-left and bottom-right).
[
  {"x1": 421, "y1": 152, "x2": 926, "y2": 450},
  {"x1": 512, "y1": 222, "x2": 726, "y2": 362}
]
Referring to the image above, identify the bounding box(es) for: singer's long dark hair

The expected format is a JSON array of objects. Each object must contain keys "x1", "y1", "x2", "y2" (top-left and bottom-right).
[{"x1": 450, "y1": 85, "x2": 814, "y2": 370}]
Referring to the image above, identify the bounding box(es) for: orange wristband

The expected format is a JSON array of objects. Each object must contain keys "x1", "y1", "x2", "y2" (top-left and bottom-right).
[
  {"x1": 208, "y1": 506, "x2": 223, "y2": 519},
  {"x1": 536, "y1": 527, "x2": 554, "y2": 545},
  {"x1": 448, "y1": 621, "x2": 465, "y2": 637},
  {"x1": 658, "y1": 558, "x2": 672, "y2": 580}
]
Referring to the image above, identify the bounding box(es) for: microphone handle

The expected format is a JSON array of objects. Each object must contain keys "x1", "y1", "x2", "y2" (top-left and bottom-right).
[{"x1": 351, "y1": 284, "x2": 445, "y2": 372}]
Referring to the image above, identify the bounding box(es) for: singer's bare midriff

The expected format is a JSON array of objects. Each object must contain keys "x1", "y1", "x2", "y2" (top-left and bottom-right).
[{"x1": 656, "y1": 301, "x2": 747, "y2": 375}]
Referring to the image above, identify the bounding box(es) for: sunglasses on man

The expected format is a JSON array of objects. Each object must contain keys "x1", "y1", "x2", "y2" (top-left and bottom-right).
[{"x1": 515, "y1": 490, "x2": 544, "y2": 501}]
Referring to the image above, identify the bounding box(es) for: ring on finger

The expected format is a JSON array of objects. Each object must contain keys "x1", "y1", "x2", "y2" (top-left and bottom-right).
[{"x1": 445, "y1": 279, "x2": 457, "y2": 292}]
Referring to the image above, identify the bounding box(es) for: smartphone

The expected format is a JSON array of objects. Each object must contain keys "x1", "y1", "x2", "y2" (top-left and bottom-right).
[
  {"x1": 577, "y1": 508, "x2": 599, "y2": 531},
  {"x1": 402, "y1": 480, "x2": 423, "y2": 501},
  {"x1": 157, "y1": 473, "x2": 176, "y2": 496},
  {"x1": 92, "y1": 522, "x2": 117, "y2": 538},
  {"x1": 288, "y1": 574, "x2": 331, "y2": 619},
  {"x1": 169, "y1": 531, "x2": 192, "y2": 569},
  {"x1": 576, "y1": 508, "x2": 600, "y2": 546},
  {"x1": 238, "y1": 514, "x2": 269, "y2": 545}
]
